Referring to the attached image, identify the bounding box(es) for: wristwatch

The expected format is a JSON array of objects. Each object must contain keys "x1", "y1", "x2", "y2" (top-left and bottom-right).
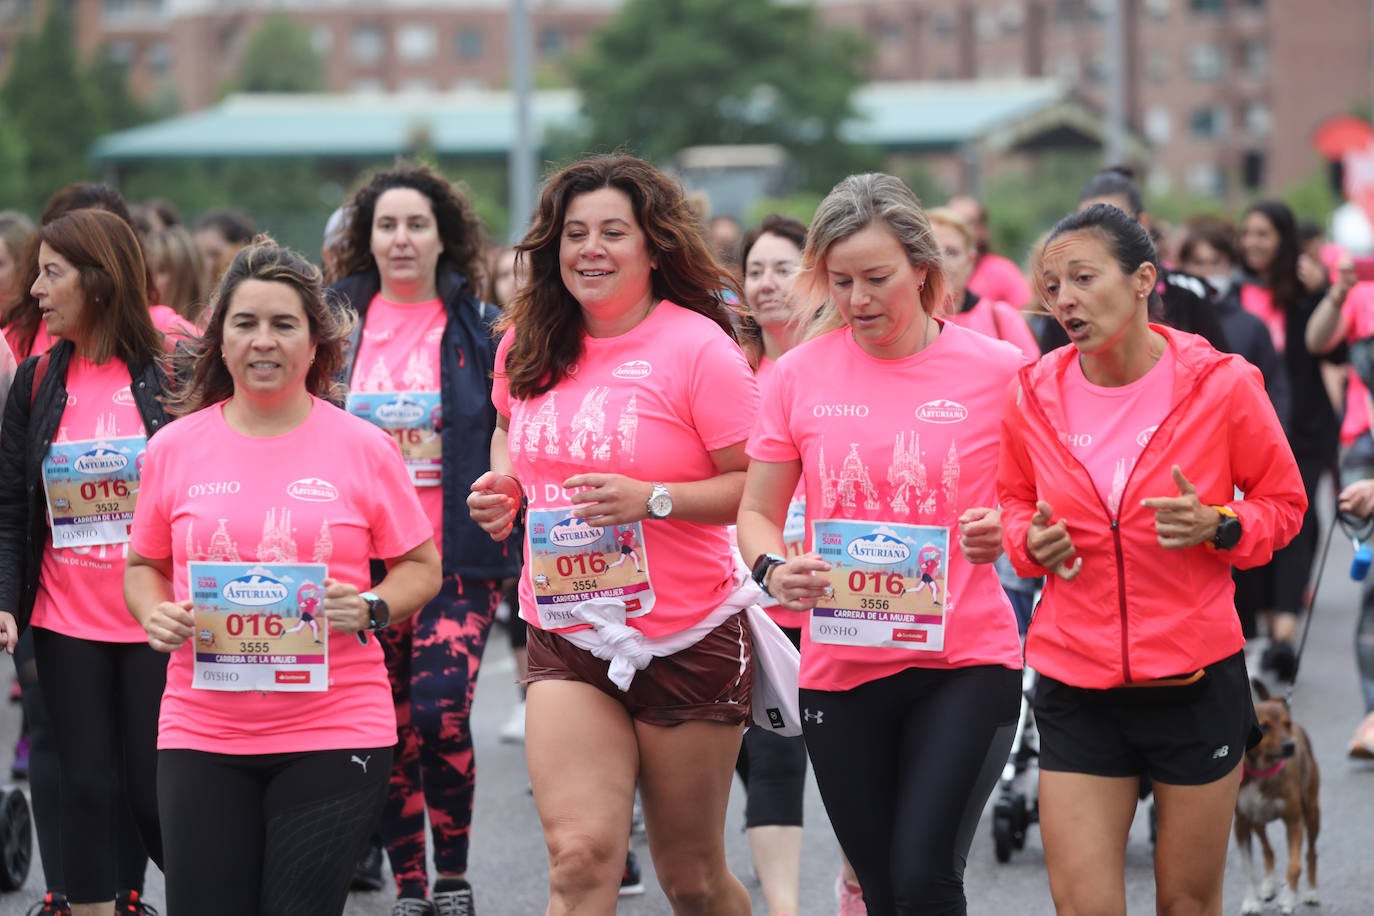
[
  {"x1": 360, "y1": 591, "x2": 391, "y2": 631},
  {"x1": 647, "y1": 482, "x2": 673, "y2": 519},
  {"x1": 1211, "y1": 506, "x2": 1242, "y2": 551},
  {"x1": 750, "y1": 553, "x2": 786, "y2": 597}
]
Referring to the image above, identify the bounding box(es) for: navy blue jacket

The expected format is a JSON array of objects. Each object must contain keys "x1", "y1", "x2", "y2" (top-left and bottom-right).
[
  {"x1": 332, "y1": 270, "x2": 520, "y2": 580},
  {"x1": 0, "y1": 341, "x2": 172, "y2": 632}
]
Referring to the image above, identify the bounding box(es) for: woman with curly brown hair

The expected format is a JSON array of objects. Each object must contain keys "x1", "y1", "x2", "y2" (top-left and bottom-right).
[
  {"x1": 468, "y1": 154, "x2": 759, "y2": 914},
  {"x1": 332, "y1": 161, "x2": 519, "y2": 916}
]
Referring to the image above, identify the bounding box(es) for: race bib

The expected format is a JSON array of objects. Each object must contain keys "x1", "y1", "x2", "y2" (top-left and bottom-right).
[
  {"x1": 189, "y1": 561, "x2": 329, "y2": 692},
  {"x1": 42, "y1": 436, "x2": 146, "y2": 548},
  {"x1": 345, "y1": 391, "x2": 442, "y2": 487},
  {"x1": 782, "y1": 496, "x2": 807, "y2": 558},
  {"x1": 526, "y1": 508, "x2": 656, "y2": 629},
  {"x1": 809, "y1": 519, "x2": 949, "y2": 652}
]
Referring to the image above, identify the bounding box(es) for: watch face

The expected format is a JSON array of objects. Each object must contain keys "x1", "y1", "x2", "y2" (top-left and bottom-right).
[{"x1": 648, "y1": 493, "x2": 672, "y2": 518}]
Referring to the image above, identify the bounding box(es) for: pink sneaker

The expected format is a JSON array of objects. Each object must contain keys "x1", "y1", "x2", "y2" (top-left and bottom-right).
[{"x1": 836, "y1": 875, "x2": 867, "y2": 916}]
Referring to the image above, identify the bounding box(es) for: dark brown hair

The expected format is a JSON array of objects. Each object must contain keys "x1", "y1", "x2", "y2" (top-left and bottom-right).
[
  {"x1": 170, "y1": 236, "x2": 355, "y2": 416},
  {"x1": 1179, "y1": 216, "x2": 1238, "y2": 269},
  {"x1": 335, "y1": 160, "x2": 486, "y2": 288},
  {"x1": 34, "y1": 209, "x2": 163, "y2": 367},
  {"x1": 498, "y1": 154, "x2": 740, "y2": 399}
]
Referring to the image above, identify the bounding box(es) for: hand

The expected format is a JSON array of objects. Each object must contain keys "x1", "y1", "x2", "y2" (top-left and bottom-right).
[
  {"x1": 1339, "y1": 479, "x2": 1374, "y2": 518},
  {"x1": 468, "y1": 471, "x2": 522, "y2": 541},
  {"x1": 0, "y1": 613, "x2": 16, "y2": 654},
  {"x1": 1298, "y1": 252, "x2": 1328, "y2": 294},
  {"x1": 563, "y1": 473, "x2": 652, "y2": 527},
  {"x1": 958, "y1": 507, "x2": 1003, "y2": 565},
  {"x1": 767, "y1": 553, "x2": 835, "y2": 611},
  {"x1": 1027, "y1": 500, "x2": 1082, "y2": 580},
  {"x1": 144, "y1": 600, "x2": 195, "y2": 653},
  {"x1": 1333, "y1": 254, "x2": 1358, "y2": 300},
  {"x1": 1140, "y1": 465, "x2": 1218, "y2": 549},
  {"x1": 322, "y1": 578, "x2": 368, "y2": 634}
]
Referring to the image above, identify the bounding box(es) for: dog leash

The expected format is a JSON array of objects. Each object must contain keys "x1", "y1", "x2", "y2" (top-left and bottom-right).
[{"x1": 1288, "y1": 510, "x2": 1374, "y2": 701}]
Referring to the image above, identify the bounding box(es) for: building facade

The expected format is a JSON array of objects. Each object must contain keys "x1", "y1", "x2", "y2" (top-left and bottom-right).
[{"x1": 0, "y1": 0, "x2": 1368, "y2": 199}]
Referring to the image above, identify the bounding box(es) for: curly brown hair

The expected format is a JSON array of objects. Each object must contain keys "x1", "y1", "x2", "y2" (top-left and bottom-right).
[
  {"x1": 498, "y1": 154, "x2": 740, "y2": 399},
  {"x1": 169, "y1": 236, "x2": 355, "y2": 416},
  {"x1": 335, "y1": 160, "x2": 486, "y2": 289}
]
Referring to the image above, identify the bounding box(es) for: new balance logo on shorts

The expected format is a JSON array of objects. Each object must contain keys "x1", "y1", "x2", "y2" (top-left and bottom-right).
[
  {"x1": 1211, "y1": 745, "x2": 1230, "y2": 760},
  {"x1": 803, "y1": 709, "x2": 824, "y2": 725}
]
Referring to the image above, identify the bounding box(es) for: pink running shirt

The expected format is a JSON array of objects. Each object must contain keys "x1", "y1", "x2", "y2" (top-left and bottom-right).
[
  {"x1": 5, "y1": 323, "x2": 53, "y2": 360},
  {"x1": 945, "y1": 297, "x2": 1041, "y2": 363},
  {"x1": 751, "y1": 356, "x2": 806, "y2": 629},
  {"x1": 1059, "y1": 346, "x2": 1177, "y2": 517},
  {"x1": 129, "y1": 397, "x2": 432, "y2": 754},
  {"x1": 748, "y1": 321, "x2": 1024, "y2": 691},
  {"x1": 32, "y1": 356, "x2": 148, "y2": 642},
  {"x1": 968, "y1": 253, "x2": 1032, "y2": 310},
  {"x1": 493, "y1": 301, "x2": 759, "y2": 639},
  {"x1": 1240, "y1": 284, "x2": 1285, "y2": 354},
  {"x1": 348, "y1": 294, "x2": 446, "y2": 552}
]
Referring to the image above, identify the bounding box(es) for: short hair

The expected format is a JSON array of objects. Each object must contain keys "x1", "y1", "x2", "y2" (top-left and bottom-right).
[
  {"x1": 170, "y1": 236, "x2": 355, "y2": 416},
  {"x1": 1179, "y1": 216, "x2": 1238, "y2": 269},
  {"x1": 925, "y1": 206, "x2": 976, "y2": 250},
  {"x1": 498, "y1": 154, "x2": 739, "y2": 400},
  {"x1": 1036, "y1": 203, "x2": 1158, "y2": 309},
  {"x1": 799, "y1": 173, "x2": 947, "y2": 339},
  {"x1": 34, "y1": 209, "x2": 162, "y2": 367},
  {"x1": 335, "y1": 160, "x2": 486, "y2": 288},
  {"x1": 1077, "y1": 165, "x2": 1145, "y2": 220},
  {"x1": 193, "y1": 208, "x2": 256, "y2": 245},
  {"x1": 146, "y1": 226, "x2": 210, "y2": 325}
]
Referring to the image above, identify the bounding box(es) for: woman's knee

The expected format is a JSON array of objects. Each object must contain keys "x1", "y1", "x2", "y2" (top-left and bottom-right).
[
  {"x1": 655, "y1": 857, "x2": 728, "y2": 913},
  {"x1": 545, "y1": 828, "x2": 623, "y2": 894}
]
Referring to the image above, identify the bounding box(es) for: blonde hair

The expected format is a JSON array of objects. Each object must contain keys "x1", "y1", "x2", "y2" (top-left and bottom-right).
[
  {"x1": 925, "y1": 206, "x2": 975, "y2": 250},
  {"x1": 146, "y1": 226, "x2": 209, "y2": 326}
]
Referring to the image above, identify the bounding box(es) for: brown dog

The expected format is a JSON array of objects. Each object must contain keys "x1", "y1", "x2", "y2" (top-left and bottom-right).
[{"x1": 1234, "y1": 679, "x2": 1320, "y2": 915}]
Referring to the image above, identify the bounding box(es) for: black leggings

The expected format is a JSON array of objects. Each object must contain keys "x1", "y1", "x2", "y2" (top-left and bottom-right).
[
  {"x1": 32, "y1": 628, "x2": 165, "y2": 903},
  {"x1": 160, "y1": 746, "x2": 392, "y2": 916},
  {"x1": 735, "y1": 624, "x2": 806, "y2": 828},
  {"x1": 801, "y1": 664, "x2": 1020, "y2": 916}
]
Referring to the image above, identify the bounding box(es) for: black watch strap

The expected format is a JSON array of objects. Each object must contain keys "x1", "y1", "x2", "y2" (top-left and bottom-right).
[{"x1": 750, "y1": 553, "x2": 786, "y2": 597}]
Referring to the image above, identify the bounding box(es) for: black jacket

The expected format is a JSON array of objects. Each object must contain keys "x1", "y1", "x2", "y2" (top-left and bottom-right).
[
  {"x1": 332, "y1": 270, "x2": 521, "y2": 580},
  {"x1": 0, "y1": 341, "x2": 172, "y2": 632}
]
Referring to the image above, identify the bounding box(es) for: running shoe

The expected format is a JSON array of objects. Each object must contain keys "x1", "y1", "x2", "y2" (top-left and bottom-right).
[
  {"x1": 11, "y1": 733, "x2": 29, "y2": 779},
  {"x1": 431, "y1": 880, "x2": 475, "y2": 916},
  {"x1": 25, "y1": 893, "x2": 70, "y2": 916},
  {"x1": 1349, "y1": 711, "x2": 1374, "y2": 759},
  {"x1": 391, "y1": 898, "x2": 436, "y2": 916},
  {"x1": 115, "y1": 889, "x2": 159, "y2": 915},
  {"x1": 836, "y1": 875, "x2": 867, "y2": 916},
  {"x1": 619, "y1": 850, "x2": 645, "y2": 896},
  {"x1": 498, "y1": 700, "x2": 526, "y2": 744},
  {"x1": 1261, "y1": 640, "x2": 1298, "y2": 683},
  {"x1": 351, "y1": 835, "x2": 385, "y2": 891}
]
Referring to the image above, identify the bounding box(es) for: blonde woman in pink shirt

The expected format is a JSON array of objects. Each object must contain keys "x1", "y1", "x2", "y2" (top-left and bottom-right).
[
  {"x1": 469, "y1": 154, "x2": 759, "y2": 914},
  {"x1": 738, "y1": 174, "x2": 1025, "y2": 916}
]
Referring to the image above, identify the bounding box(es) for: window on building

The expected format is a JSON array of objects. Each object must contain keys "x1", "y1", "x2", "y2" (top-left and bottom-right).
[
  {"x1": 1242, "y1": 150, "x2": 1266, "y2": 189},
  {"x1": 538, "y1": 27, "x2": 566, "y2": 56},
  {"x1": 147, "y1": 40, "x2": 171, "y2": 75},
  {"x1": 1245, "y1": 102, "x2": 1271, "y2": 137},
  {"x1": 352, "y1": 25, "x2": 384, "y2": 65},
  {"x1": 1188, "y1": 0, "x2": 1225, "y2": 13},
  {"x1": 1242, "y1": 40, "x2": 1267, "y2": 78},
  {"x1": 1147, "y1": 49, "x2": 1170, "y2": 83},
  {"x1": 1145, "y1": 105, "x2": 1172, "y2": 144},
  {"x1": 1187, "y1": 162, "x2": 1227, "y2": 196},
  {"x1": 1002, "y1": 5, "x2": 1024, "y2": 33},
  {"x1": 455, "y1": 27, "x2": 484, "y2": 61},
  {"x1": 397, "y1": 24, "x2": 436, "y2": 62},
  {"x1": 1189, "y1": 43, "x2": 1225, "y2": 81},
  {"x1": 219, "y1": 25, "x2": 241, "y2": 57},
  {"x1": 105, "y1": 40, "x2": 135, "y2": 66},
  {"x1": 1146, "y1": 0, "x2": 1171, "y2": 18},
  {"x1": 932, "y1": 11, "x2": 955, "y2": 38},
  {"x1": 1055, "y1": 0, "x2": 1077, "y2": 24},
  {"x1": 1189, "y1": 105, "x2": 1230, "y2": 138},
  {"x1": 1088, "y1": 0, "x2": 1112, "y2": 22},
  {"x1": 311, "y1": 26, "x2": 333, "y2": 55},
  {"x1": 976, "y1": 9, "x2": 997, "y2": 39}
]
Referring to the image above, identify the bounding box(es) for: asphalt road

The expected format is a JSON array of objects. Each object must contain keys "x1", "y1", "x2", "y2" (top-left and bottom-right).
[{"x1": 0, "y1": 538, "x2": 1370, "y2": 914}]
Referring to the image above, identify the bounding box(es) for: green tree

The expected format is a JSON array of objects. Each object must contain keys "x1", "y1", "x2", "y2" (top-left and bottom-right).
[
  {"x1": 225, "y1": 13, "x2": 324, "y2": 96},
  {"x1": 0, "y1": 3, "x2": 105, "y2": 211},
  {"x1": 568, "y1": 0, "x2": 875, "y2": 192},
  {"x1": 87, "y1": 48, "x2": 155, "y2": 135},
  {"x1": 0, "y1": 104, "x2": 28, "y2": 208}
]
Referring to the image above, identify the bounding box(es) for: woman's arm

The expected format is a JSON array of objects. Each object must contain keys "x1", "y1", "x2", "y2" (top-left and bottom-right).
[
  {"x1": 323, "y1": 538, "x2": 442, "y2": 634},
  {"x1": 563, "y1": 441, "x2": 751, "y2": 527},
  {"x1": 1305, "y1": 256, "x2": 1356, "y2": 355},
  {"x1": 125, "y1": 549, "x2": 195, "y2": 652},
  {"x1": 737, "y1": 458, "x2": 831, "y2": 609},
  {"x1": 468, "y1": 416, "x2": 521, "y2": 541}
]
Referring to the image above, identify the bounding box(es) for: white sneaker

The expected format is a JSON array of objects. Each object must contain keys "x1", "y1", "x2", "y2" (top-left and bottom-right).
[{"x1": 498, "y1": 700, "x2": 526, "y2": 744}]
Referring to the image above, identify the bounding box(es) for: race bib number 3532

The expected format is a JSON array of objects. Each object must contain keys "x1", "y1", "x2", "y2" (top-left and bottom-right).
[{"x1": 42, "y1": 436, "x2": 146, "y2": 548}]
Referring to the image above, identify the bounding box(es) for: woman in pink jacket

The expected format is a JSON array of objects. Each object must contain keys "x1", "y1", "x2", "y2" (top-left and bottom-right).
[{"x1": 998, "y1": 203, "x2": 1306, "y2": 915}]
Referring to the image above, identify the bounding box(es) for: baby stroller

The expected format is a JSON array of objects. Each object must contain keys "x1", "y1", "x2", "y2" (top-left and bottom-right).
[{"x1": 991, "y1": 664, "x2": 1039, "y2": 862}]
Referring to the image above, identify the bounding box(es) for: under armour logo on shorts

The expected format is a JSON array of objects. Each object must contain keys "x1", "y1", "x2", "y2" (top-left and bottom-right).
[{"x1": 803, "y1": 709, "x2": 824, "y2": 725}]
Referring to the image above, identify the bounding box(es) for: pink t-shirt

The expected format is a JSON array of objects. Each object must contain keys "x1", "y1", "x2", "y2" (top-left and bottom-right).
[
  {"x1": 1059, "y1": 347, "x2": 1177, "y2": 517},
  {"x1": 493, "y1": 301, "x2": 759, "y2": 639},
  {"x1": 968, "y1": 253, "x2": 1032, "y2": 310},
  {"x1": 32, "y1": 356, "x2": 148, "y2": 642},
  {"x1": 4, "y1": 323, "x2": 53, "y2": 361},
  {"x1": 748, "y1": 321, "x2": 1024, "y2": 691},
  {"x1": 1240, "y1": 284, "x2": 1285, "y2": 354},
  {"x1": 752, "y1": 357, "x2": 807, "y2": 630},
  {"x1": 1340, "y1": 282, "x2": 1374, "y2": 445},
  {"x1": 946, "y1": 297, "x2": 1041, "y2": 363},
  {"x1": 348, "y1": 294, "x2": 446, "y2": 553},
  {"x1": 129, "y1": 397, "x2": 432, "y2": 754}
]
